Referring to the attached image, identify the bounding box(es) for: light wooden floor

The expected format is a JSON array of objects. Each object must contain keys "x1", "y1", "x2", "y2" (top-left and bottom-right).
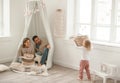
[{"x1": 0, "y1": 63, "x2": 119, "y2": 83}]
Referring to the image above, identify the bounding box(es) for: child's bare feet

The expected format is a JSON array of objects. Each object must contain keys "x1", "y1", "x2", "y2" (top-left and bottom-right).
[{"x1": 77, "y1": 77, "x2": 83, "y2": 81}]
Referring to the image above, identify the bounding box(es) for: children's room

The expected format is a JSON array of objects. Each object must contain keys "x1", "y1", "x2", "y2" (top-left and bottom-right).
[{"x1": 0, "y1": 0, "x2": 120, "y2": 83}]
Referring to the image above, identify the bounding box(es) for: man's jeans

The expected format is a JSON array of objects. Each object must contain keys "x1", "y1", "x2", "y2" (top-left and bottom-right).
[{"x1": 40, "y1": 48, "x2": 49, "y2": 65}]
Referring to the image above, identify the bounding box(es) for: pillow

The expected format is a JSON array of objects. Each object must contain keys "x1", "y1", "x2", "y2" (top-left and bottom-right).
[{"x1": 0, "y1": 64, "x2": 9, "y2": 72}]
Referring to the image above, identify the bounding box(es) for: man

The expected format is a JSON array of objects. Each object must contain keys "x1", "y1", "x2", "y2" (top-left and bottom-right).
[{"x1": 32, "y1": 35, "x2": 50, "y2": 65}]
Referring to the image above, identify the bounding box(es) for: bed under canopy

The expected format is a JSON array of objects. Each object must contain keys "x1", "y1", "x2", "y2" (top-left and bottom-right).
[{"x1": 10, "y1": 0, "x2": 54, "y2": 72}]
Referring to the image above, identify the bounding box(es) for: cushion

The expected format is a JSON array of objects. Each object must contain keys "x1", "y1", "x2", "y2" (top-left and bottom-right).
[{"x1": 0, "y1": 64, "x2": 9, "y2": 72}]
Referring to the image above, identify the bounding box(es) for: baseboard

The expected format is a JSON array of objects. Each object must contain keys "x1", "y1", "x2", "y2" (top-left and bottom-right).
[
  {"x1": 53, "y1": 59, "x2": 79, "y2": 70},
  {"x1": 54, "y1": 59, "x2": 95, "y2": 74},
  {"x1": 0, "y1": 57, "x2": 13, "y2": 63}
]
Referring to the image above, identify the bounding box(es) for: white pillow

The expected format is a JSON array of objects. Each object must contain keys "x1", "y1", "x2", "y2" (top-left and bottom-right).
[{"x1": 0, "y1": 64, "x2": 9, "y2": 72}]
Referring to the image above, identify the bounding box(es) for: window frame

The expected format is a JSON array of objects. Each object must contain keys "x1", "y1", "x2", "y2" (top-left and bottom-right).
[
  {"x1": 73, "y1": 0, "x2": 120, "y2": 44},
  {"x1": 0, "y1": 0, "x2": 3, "y2": 36},
  {"x1": 0, "y1": 0, "x2": 10, "y2": 37}
]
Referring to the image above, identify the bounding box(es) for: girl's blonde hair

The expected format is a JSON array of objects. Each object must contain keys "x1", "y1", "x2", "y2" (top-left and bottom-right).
[{"x1": 83, "y1": 40, "x2": 91, "y2": 51}]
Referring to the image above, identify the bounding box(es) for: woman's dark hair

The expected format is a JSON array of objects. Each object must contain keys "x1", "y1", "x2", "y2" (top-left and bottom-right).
[
  {"x1": 22, "y1": 38, "x2": 30, "y2": 47},
  {"x1": 32, "y1": 35, "x2": 38, "y2": 41}
]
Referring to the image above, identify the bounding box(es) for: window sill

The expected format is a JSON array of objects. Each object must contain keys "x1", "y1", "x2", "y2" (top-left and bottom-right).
[
  {"x1": 91, "y1": 41, "x2": 120, "y2": 53},
  {"x1": 55, "y1": 38, "x2": 120, "y2": 49},
  {"x1": 92, "y1": 41, "x2": 120, "y2": 48},
  {"x1": 63, "y1": 38, "x2": 120, "y2": 52},
  {"x1": 0, "y1": 36, "x2": 12, "y2": 42}
]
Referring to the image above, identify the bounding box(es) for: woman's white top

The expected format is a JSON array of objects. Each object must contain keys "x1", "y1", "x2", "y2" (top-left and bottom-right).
[{"x1": 81, "y1": 46, "x2": 90, "y2": 60}]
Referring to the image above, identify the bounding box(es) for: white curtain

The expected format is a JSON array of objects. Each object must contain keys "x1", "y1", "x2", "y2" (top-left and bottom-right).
[{"x1": 65, "y1": 0, "x2": 75, "y2": 39}]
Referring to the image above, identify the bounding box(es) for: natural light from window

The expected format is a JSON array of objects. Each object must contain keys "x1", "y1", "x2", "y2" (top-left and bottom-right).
[
  {"x1": 74, "y1": 0, "x2": 120, "y2": 44},
  {"x1": 0, "y1": 0, "x2": 10, "y2": 37}
]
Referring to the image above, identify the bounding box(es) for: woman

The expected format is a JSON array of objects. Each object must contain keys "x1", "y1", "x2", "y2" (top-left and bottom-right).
[{"x1": 17, "y1": 38, "x2": 35, "y2": 65}]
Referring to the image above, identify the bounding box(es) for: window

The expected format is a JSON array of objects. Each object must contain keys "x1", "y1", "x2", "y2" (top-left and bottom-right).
[
  {"x1": 0, "y1": 0, "x2": 10, "y2": 37},
  {"x1": 73, "y1": 0, "x2": 120, "y2": 43},
  {"x1": 116, "y1": 0, "x2": 120, "y2": 42},
  {"x1": 74, "y1": 0, "x2": 91, "y2": 38}
]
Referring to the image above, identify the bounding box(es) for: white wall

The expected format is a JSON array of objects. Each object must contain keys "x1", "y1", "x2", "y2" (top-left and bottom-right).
[
  {"x1": 54, "y1": 38, "x2": 120, "y2": 71},
  {"x1": 0, "y1": 0, "x2": 25, "y2": 63},
  {"x1": 46, "y1": 0, "x2": 67, "y2": 34}
]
